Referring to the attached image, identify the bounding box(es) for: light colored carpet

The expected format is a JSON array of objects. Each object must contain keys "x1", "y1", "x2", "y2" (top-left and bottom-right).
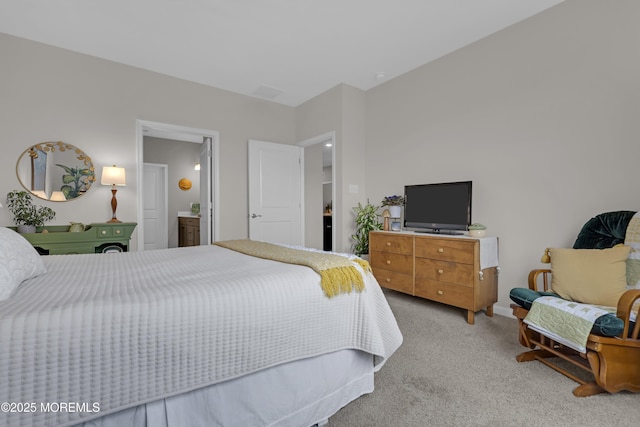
[{"x1": 329, "y1": 289, "x2": 637, "y2": 427}]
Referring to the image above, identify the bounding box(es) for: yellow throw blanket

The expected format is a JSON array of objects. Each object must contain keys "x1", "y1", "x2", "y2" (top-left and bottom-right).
[{"x1": 214, "y1": 240, "x2": 371, "y2": 298}]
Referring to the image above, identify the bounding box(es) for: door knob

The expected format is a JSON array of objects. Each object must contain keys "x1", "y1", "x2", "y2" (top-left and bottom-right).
[{"x1": 251, "y1": 213, "x2": 262, "y2": 218}]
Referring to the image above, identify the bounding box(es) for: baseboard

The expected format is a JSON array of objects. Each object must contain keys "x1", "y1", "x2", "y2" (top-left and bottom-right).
[{"x1": 492, "y1": 304, "x2": 515, "y2": 319}]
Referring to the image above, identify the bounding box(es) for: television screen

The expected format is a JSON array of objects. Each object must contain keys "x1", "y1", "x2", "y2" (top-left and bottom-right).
[{"x1": 403, "y1": 181, "x2": 472, "y2": 234}]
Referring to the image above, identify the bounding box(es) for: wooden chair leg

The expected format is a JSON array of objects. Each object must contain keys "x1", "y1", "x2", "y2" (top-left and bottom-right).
[
  {"x1": 573, "y1": 382, "x2": 606, "y2": 397},
  {"x1": 516, "y1": 349, "x2": 556, "y2": 362}
]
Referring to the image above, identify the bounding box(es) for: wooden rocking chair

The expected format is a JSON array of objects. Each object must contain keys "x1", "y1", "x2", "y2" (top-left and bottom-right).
[
  {"x1": 512, "y1": 270, "x2": 640, "y2": 397},
  {"x1": 511, "y1": 211, "x2": 640, "y2": 397}
]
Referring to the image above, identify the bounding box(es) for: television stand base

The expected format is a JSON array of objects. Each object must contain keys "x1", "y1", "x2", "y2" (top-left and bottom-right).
[{"x1": 415, "y1": 229, "x2": 464, "y2": 235}]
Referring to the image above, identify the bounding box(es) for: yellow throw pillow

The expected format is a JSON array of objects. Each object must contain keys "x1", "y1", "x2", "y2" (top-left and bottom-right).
[{"x1": 549, "y1": 245, "x2": 631, "y2": 307}]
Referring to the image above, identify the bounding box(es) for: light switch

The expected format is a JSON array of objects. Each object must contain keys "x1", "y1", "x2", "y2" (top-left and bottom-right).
[{"x1": 349, "y1": 184, "x2": 359, "y2": 194}]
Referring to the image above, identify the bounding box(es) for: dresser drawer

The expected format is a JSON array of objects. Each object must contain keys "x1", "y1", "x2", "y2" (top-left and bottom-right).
[
  {"x1": 180, "y1": 217, "x2": 200, "y2": 227},
  {"x1": 369, "y1": 233, "x2": 413, "y2": 255},
  {"x1": 370, "y1": 250, "x2": 413, "y2": 273},
  {"x1": 414, "y1": 279, "x2": 473, "y2": 309},
  {"x1": 415, "y1": 258, "x2": 474, "y2": 287},
  {"x1": 95, "y1": 226, "x2": 126, "y2": 239},
  {"x1": 415, "y1": 238, "x2": 474, "y2": 264},
  {"x1": 372, "y1": 268, "x2": 413, "y2": 294}
]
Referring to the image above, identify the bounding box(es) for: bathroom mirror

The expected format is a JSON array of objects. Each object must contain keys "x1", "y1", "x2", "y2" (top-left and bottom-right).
[{"x1": 16, "y1": 141, "x2": 96, "y2": 201}]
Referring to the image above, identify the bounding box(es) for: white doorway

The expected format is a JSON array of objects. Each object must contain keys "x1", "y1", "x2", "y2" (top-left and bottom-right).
[
  {"x1": 248, "y1": 139, "x2": 303, "y2": 245},
  {"x1": 142, "y1": 163, "x2": 168, "y2": 250},
  {"x1": 136, "y1": 120, "x2": 220, "y2": 251}
]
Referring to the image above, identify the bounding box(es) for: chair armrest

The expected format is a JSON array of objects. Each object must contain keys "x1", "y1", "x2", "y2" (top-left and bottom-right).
[
  {"x1": 617, "y1": 289, "x2": 640, "y2": 339},
  {"x1": 528, "y1": 269, "x2": 552, "y2": 292}
]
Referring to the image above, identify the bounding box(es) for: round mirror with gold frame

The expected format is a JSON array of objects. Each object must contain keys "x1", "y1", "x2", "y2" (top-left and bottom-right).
[{"x1": 16, "y1": 141, "x2": 96, "y2": 201}]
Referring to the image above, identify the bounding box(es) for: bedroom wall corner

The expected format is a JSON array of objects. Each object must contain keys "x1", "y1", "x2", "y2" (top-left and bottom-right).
[
  {"x1": 296, "y1": 84, "x2": 367, "y2": 253},
  {"x1": 363, "y1": 0, "x2": 640, "y2": 313}
]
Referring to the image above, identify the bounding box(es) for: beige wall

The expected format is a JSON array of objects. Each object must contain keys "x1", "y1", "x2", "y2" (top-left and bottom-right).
[
  {"x1": 296, "y1": 87, "x2": 344, "y2": 249},
  {"x1": 2, "y1": 0, "x2": 638, "y2": 315},
  {"x1": 340, "y1": 85, "x2": 368, "y2": 253},
  {"x1": 296, "y1": 84, "x2": 367, "y2": 253},
  {"x1": 365, "y1": 0, "x2": 640, "y2": 315},
  {"x1": 0, "y1": 33, "x2": 296, "y2": 248}
]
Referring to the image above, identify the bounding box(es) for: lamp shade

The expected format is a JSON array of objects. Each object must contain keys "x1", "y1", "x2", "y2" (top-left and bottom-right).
[
  {"x1": 101, "y1": 166, "x2": 126, "y2": 186},
  {"x1": 50, "y1": 191, "x2": 66, "y2": 201}
]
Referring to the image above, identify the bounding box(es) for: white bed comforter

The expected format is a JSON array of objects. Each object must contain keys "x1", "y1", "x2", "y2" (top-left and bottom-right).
[{"x1": 0, "y1": 245, "x2": 402, "y2": 427}]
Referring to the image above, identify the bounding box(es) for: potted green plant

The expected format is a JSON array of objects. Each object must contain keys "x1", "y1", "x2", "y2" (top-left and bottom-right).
[
  {"x1": 6, "y1": 190, "x2": 56, "y2": 233},
  {"x1": 382, "y1": 195, "x2": 405, "y2": 219},
  {"x1": 351, "y1": 200, "x2": 382, "y2": 257}
]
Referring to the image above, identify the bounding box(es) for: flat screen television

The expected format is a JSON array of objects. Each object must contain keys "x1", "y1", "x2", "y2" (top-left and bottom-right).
[{"x1": 403, "y1": 181, "x2": 472, "y2": 234}]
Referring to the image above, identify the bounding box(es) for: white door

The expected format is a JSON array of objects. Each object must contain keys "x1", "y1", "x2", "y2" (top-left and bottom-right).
[
  {"x1": 248, "y1": 140, "x2": 302, "y2": 245},
  {"x1": 143, "y1": 163, "x2": 168, "y2": 250},
  {"x1": 199, "y1": 137, "x2": 213, "y2": 245}
]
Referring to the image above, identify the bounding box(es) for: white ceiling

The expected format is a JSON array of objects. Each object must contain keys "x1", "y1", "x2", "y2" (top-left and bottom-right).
[{"x1": 0, "y1": 0, "x2": 564, "y2": 107}]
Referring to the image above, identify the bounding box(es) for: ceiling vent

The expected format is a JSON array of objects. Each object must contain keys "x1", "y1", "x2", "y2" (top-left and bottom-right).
[{"x1": 252, "y1": 85, "x2": 284, "y2": 100}]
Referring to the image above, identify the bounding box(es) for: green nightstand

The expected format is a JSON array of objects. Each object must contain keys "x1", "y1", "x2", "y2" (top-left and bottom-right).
[{"x1": 10, "y1": 222, "x2": 137, "y2": 255}]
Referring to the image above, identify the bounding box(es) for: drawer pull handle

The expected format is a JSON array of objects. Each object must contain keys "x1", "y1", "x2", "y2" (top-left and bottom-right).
[
  {"x1": 438, "y1": 248, "x2": 444, "y2": 253},
  {"x1": 386, "y1": 278, "x2": 391, "y2": 283},
  {"x1": 115, "y1": 230, "x2": 121, "y2": 235},
  {"x1": 101, "y1": 230, "x2": 107, "y2": 235},
  {"x1": 386, "y1": 260, "x2": 391, "y2": 265},
  {"x1": 437, "y1": 290, "x2": 444, "y2": 295},
  {"x1": 386, "y1": 242, "x2": 391, "y2": 246},
  {"x1": 438, "y1": 269, "x2": 444, "y2": 274}
]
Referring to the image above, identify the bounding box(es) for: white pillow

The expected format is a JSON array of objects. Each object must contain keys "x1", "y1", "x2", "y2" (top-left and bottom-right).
[{"x1": 0, "y1": 227, "x2": 46, "y2": 300}]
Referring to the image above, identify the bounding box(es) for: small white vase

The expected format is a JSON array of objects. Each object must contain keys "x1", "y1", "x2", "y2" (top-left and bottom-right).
[
  {"x1": 389, "y1": 205, "x2": 402, "y2": 219},
  {"x1": 17, "y1": 224, "x2": 36, "y2": 234}
]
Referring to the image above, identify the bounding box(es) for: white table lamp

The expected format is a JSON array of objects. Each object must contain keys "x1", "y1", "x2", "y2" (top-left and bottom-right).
[{"x1": 101, "y1": 165, "x2": 126, "y2": 223}]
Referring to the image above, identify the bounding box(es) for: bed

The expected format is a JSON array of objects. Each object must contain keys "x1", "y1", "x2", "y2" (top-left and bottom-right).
[{"x1": 0, "y1": 229, "x2": 403, "y2": 427}]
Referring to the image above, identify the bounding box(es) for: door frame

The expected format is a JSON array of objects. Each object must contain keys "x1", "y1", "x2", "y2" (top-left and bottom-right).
[
  {"x1": 298, "y1": 131, "x2": 336, "y2": 251},
  {"x1": 136, "y1": 119, "x2": 220, "y2": 251}
]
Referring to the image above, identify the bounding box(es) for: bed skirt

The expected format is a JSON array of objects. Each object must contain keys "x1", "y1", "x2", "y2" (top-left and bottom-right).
[{"x1": 71, "y1": 350, "x2": 373, "y2": 427}]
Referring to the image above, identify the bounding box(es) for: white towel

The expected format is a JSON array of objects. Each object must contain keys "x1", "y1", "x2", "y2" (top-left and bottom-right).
[
  {"x1": 625, "y1": 212, "x2": 640, "y2": 289},
  {"x1": 479, "y1": 236, "x2": 499, "y2": 270}
]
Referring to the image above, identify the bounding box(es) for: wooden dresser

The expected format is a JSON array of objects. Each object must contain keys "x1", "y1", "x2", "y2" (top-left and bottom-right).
[{"x1": 370, "y1": 230, "x2": 498, "y2": 324}]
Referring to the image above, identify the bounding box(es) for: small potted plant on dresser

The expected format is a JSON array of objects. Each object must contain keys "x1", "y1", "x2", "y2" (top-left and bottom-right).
[
  {"x1": 351, "y1": 200, "x2": 382, "y2": 259},
  {"x1": 381, "y1": 195, "x2": 405, "y2": 219},
  {"x1": 5, "y1": 190, "x2": 56, "y2": 233}
]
